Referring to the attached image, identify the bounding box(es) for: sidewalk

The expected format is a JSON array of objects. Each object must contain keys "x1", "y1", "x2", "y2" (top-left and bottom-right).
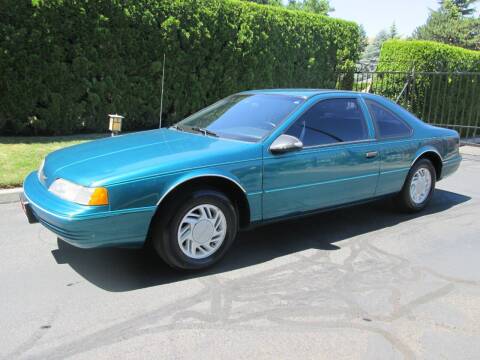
[
  {"x1": 460, "y1": 145, "x2": 480, "y2": 156},
  {"x1": 0, "y1": 187, "x2": 22, "y2": 204}
]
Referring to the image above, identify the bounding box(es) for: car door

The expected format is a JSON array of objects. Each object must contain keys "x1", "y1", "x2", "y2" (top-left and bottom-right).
[
  {"x1": 363, "y1": 98, "x2": 417, "y2": 196},
  {"x1": 262, "y1": 96, "x2": 380, "y2": 220}
]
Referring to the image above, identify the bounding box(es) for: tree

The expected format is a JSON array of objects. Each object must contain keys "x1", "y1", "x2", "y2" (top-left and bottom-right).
[
  {"x1": 360, "y1": 23, "x2": 400, "y2": 69},
  {"x1": 242, "y1": 0, "x2": 334, "y2": 15},
  {"x1": 414, "y1": 0, "x2": 480, "y2": 50},
  {"x1": 358, "y1": 24, "x2": 368, "y2": 54},
  {"x1": 438, "y1": 0, "x2": 479, "y2": 16},
  {"x1": 388, "y1": 22, "x2": 399, "y2": 39},
  {"x1": 287, "y1": 0, "x2": 333, "y2": 15}
]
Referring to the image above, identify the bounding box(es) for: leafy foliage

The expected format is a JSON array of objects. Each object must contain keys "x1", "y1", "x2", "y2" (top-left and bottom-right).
[
  {"x1": 378, "y1": 39, "x2": 480, "y2": 72},
  {"x1": 0, "y1": 0, "x2": 362, "y2": 135},
  {"x1": 376, "y1": 40, "x2": 480, "y2": 134},
  {"x1": 242, "y1": 0, "x2": 333, "y2": 15},
  {"x1": 286, "y1": 0, "x2": 333, "y2": 15},
  {"x1": 241, "y1": 0, "x2": 282, "y2": 5},
  {"x1": 438, "y1": 0, "x2": 479, "y2": 16},
  {"x1": 414, "y1": 0, "x2": 480, "y2": 50}
]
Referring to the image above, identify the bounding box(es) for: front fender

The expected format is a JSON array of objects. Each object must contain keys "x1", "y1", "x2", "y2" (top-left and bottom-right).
[{"x1": 106, "y1": 159, "x2": 263, "y2": 222}]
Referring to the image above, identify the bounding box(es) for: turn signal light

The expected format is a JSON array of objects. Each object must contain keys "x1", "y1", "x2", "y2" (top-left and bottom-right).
[{"x1": 88, "y1": 187, "x2": 109, "y2": 206}]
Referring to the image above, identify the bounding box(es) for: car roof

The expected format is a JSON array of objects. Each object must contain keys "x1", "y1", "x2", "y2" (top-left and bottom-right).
[{"x1": 240, "y1": 89, "x2": 359, "y2": 99}]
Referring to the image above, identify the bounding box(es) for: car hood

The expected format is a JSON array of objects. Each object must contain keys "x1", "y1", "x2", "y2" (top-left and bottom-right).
[{"x1": 42, "y1": 129, "x2": 260, "y2": 187}]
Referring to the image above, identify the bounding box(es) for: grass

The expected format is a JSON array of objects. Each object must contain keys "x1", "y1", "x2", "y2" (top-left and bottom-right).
[{"x1": 0, "y1": 134, "x2": 107, "y2": 188}]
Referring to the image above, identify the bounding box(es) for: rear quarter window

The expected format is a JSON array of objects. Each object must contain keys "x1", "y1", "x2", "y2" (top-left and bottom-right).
[{"x1": 366, "y1": 99, "x2": 412, "y2": 139}]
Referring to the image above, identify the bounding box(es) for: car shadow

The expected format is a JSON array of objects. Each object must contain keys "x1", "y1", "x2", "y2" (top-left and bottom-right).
[{"x1": 51, "y1": 189, "x2": 471, "y2": 292}]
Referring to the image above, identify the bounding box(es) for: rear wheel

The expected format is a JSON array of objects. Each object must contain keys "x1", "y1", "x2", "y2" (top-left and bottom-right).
[
  {"x1": 397, "y1": 158, "x2": 436, "y2": 212},
  {"x1": 151, "y1": 189, "x2": 238, "y2": 270}
]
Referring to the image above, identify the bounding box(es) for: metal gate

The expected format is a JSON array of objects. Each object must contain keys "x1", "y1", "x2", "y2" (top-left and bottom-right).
[{"x1": 336, "y1": 71, "x2": 480, "y2": 145}]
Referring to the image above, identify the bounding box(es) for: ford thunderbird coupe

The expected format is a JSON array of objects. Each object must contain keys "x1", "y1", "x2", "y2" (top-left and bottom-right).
[{"x1": 21, "y1": 89, "x2": 461, "y2": 270}]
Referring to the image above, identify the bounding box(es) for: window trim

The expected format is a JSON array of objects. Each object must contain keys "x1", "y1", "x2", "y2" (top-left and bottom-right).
[
  {"x1": 280, "y1": 97, "x2": 373, "y2": 150},
  {"x1": 365, "y1": 99, "x2": 414, "y2": 140}
]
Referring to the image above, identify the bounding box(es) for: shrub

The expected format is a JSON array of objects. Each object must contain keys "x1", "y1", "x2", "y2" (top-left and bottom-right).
[
  {"x1": 377, "y1": 39, "x2": 480, "y2": 72},
  {"x1": 376, "y1": 40, "x2": 480, "y2": 134},
  {"x1": 0, "y1": 0, "x2": 362, "y2": 135}
]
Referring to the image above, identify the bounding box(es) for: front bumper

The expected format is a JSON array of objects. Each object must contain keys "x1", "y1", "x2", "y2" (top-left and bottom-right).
[
  {"x1": 20, "y1": 194, "x2": 39, "y2": 224},
  {"x1": 22, "y1": 172, "x2": 155, "y2": 248}
]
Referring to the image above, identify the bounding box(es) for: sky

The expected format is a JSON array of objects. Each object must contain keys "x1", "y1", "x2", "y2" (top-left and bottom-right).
[{"x1": 327, "y1": 0, "x2": 479, "y2": 37}]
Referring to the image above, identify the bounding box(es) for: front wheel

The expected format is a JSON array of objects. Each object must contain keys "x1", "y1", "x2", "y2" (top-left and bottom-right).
[
  {"x1": 151, "y1": 190, "x2": 238, "y2": 270},
  {"x1": 397, "y1": 158, "x2": 436, "y2": 212}
]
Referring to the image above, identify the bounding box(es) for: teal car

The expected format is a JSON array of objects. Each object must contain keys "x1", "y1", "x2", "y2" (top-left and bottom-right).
[{"x1": 22, "y1": 89, "x2": 462, "y2": 270}]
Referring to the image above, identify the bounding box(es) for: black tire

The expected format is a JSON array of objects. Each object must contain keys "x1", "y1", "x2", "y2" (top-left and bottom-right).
[
  {"x1": 397, "y1": 158, "x2": 436, "y2": 213},
  {"x1": 150, "y1": 189, "x2": 238, "y2": 270}
]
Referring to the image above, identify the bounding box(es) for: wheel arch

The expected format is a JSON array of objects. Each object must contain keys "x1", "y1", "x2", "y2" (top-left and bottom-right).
[
  {"x1": 151, "y1": 173, "x2": 251, "y2": 230},
  {"x1": 411, "y1": 147, "x2": 443, "y2": 180}
]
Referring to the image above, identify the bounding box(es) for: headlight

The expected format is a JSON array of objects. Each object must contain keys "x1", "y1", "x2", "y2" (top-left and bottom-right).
[{"x1": 49, "y1": 178, "x2": 109, "y2": 206}]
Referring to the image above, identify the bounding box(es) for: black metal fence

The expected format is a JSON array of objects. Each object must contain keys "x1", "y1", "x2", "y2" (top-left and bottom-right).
[{"x1": 336, "y1": 71, "x2": 480, "y2": 144}]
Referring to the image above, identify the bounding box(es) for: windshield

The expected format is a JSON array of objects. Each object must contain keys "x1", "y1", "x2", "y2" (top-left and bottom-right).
[{"x1": 175, "y1": 94, "x2": 305, "y2": 142}]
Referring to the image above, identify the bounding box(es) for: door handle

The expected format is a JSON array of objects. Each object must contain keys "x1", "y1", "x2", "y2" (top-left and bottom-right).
[{"x1": 365, "y1": 151, "x2": 378, "y2": 159}]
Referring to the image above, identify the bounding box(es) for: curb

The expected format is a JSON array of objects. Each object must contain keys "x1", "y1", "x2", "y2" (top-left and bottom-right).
[{"x1": 0, "y1": 188, "x2": 22, "y2": 204}]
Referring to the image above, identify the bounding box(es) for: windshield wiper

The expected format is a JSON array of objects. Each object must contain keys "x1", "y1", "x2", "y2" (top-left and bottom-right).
[
  {"x1": 190, "y1": 127, "x2": 218, "y2": 137},
  {"x1": 170, "y1": 124, "x2": 185, "y2": 132}
]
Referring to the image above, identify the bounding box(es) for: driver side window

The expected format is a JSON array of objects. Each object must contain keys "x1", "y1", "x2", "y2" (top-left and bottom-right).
[{"x1": 285, "y1": 98, "x2": 369, "y2": 147}]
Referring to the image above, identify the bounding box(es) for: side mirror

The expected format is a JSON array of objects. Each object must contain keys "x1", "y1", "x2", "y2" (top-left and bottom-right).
[{"x1": 270, "y1": 134, "x2": 303, "y2": 154}]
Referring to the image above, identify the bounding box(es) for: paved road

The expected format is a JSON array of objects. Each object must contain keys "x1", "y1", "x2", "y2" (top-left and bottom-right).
[{"x1": 1, "y1": 149, "x2": 480, "y2": 360}]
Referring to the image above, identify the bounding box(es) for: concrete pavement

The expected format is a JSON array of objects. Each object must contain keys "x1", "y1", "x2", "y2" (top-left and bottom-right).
[
  {"x1": 1, "y1": 153, "x2": 479, "y2": 359},
  {"x1": 0, "y1": 187, "x2": 22, "y2": 204}
]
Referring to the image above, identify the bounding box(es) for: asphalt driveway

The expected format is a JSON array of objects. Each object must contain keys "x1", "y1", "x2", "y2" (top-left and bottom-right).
[{"x1": 1, "y1": 147, "x2": 480, "y2": 359}]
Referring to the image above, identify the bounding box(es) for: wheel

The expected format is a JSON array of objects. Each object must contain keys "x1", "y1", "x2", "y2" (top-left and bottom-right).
[
  {"x1": 397, "y1": 158, "x2": 436, "y2": 212},
  {"x1": 150, "y1": 189, "x2": 238, "y2": 270}
]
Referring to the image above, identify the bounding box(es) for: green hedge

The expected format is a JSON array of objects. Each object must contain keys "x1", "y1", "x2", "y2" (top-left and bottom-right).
[
  {"x1": 376, "y1": 40, "x2": 480, "y2": 135},
  {"x1": 377, "y1": 39, "x2": 480, "y2": 72},
  {"x1": 0, "y1": 0, "x2": 362, "y2": 135}
]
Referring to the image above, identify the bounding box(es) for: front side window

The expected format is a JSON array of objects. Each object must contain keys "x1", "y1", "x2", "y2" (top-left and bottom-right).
[
  {"x1": 366, "y1": 100, "x2": 412, "y2": 139},
  {"x1": 176, "y1": 94, "x2": 304, "y2": 142},
  {"x1": 285, "y1": 98, "x2": 369, "y2": 147}
]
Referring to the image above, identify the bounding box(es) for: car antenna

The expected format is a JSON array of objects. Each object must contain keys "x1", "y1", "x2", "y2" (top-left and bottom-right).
[{"x1": 159, "y1": 53, "x2": 166, "y2": 128}]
